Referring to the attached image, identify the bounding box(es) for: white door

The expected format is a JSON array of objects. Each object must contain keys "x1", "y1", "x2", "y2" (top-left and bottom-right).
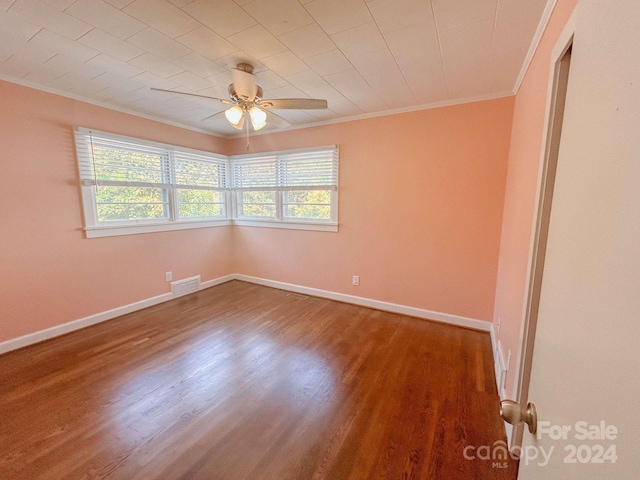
[{"x1": 517, "y1": 0, "x2": 640, "y2": 478}]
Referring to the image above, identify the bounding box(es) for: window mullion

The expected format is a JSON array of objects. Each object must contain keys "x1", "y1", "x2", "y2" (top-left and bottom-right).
[
  {"x1": 276, "y1": 190, "x2": 284, "y2": 220},
  {"x1": 168, "y1": 150, "x2": 178, "y2": 222},
  {"x1": 226, "y1": 159, "x2": 234, "y2": 219},
  {"x1": 275, "y1": 157, "x2": 283, "y2": 220},
  {"x1": 330, "y1": 189, "x2": 337, "y2": 223},
  {"x1": 228, "y1": 189, "x2": 236, "y2": 219}
]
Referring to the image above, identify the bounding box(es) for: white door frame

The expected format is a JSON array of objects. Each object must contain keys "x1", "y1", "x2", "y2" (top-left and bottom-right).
[{"x1": 509, "y1": 10, "x2": 578, "y2": 451}]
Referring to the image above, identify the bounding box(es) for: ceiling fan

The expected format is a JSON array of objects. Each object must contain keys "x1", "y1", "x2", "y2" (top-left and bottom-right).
[{"x1": 152, "y1": 63, "x2": 328, "y2": 132}]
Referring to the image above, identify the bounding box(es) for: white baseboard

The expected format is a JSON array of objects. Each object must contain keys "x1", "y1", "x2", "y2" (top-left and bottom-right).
[
  {"x1": 0, "y1": 274, "x2": 235, "y2": 355},
  {"x1": 490, "y1": 324, "x2": 502, "y2": 394},
  {"x1": 234, "y1": 274, "x2": 491, "y2": 332},
  {"x1": 200, "y1": 274, "x2": 236, "y2": 290},
  {"x1": 0, "y1": 273, "x2": 491, "y2": 355}
]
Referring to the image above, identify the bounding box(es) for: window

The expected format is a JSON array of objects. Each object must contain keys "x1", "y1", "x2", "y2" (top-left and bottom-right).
[
  {"x1": 173, "y1": 150, "x2": 228, "y2": 219},
  {"x1": 74, "y1": 129, "x2": 338, "y2": 237},
  {"x1": 75, "y1": 128, "x2": 230, "y2": 238},
  {"x1": 231, "y1": 146, "x2": 339, "y2": 231}
]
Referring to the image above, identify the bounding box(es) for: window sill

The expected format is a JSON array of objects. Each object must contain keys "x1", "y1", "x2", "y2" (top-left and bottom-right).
[
  {"x1": 233, "y1": 219, "x2": 338, "y2": 232},
  {"x1": 84, "y1": 218, "x2": 338, "y2": 237},
  {"x1": 85, "y1": 219, "x2": 232, "y2": 238}
]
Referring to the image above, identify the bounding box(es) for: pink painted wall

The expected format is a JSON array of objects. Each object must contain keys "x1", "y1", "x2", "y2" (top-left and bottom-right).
[
  {"x1": 227, "y1": 98, "x2": 515, "y2": 322},
  {"x1": 1, "y1": 80, "x2": 515, "y2": 347},
  {"x1": 0, "y1": 80, "x2": 233, "y2": 343},
  {"x1": 493, "y1": 0, "x2": 580, "y2": 396}
]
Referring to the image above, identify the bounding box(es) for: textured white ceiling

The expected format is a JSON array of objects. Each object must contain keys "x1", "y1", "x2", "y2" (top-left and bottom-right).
[{"x1": 0, "y1": 0, "x2": 551, "y2": 136}]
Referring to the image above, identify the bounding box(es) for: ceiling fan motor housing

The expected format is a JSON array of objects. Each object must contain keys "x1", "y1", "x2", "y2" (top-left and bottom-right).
[
  {"x1": 236, "y1": 63, "x2": 254, "y2": 74},
  {"x1": 228, "y1": 84, "x2": 263, "y2": 105}
]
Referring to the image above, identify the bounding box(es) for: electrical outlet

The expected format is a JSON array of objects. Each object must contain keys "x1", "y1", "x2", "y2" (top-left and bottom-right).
[
  {"x1": 352, "y1": 275, "x2": 360, "y2": 286},
  {"x1": 165, "y1": 271, "x2": 172, "y2": 282}
]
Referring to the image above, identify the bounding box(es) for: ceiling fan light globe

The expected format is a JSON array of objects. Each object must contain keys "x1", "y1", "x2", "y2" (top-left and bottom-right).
[
  {"x1": 225, "y1": 106, "x2": 244, "y2": 126},
  {"x1": 231, "y1": 117, "x2": 245, "y2": 130},
  {"x1": 249, "y1": 106, "x2": 267, "y2": 125},
  {"x1": 252, "y1": 120, "x2": 267, "y2": 131}
]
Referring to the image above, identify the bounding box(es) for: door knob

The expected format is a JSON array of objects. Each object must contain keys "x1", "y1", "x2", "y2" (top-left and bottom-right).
[{"x1": 500, "y1": 400, "x2": 538, "y2": 435}]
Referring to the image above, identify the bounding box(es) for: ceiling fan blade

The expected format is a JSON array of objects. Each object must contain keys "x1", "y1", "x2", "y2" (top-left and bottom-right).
[
  {"x1": 151, "y1": 87, "x2": 233, "y2": 104},
  {"x1": 264, "y1": 109, "x2": 292, "y2": 129},
  {"x1": 202, "y1": 110, "x2": 226, "y2": 122},
  {"x1": 231, "y1": 67, "x2": 258, "y2": 101},
  {"x1": 259, "y1": 98, "x2": 328, "y2": 110}
]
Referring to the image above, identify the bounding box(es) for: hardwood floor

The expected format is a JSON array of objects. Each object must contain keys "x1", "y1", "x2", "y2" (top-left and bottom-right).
[{"x1": 0, "y1": 281, "x2": 516, "y2": 479}]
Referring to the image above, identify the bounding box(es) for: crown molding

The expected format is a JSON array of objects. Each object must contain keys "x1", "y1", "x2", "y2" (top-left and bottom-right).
[
  {"x1": 228, "y1": 90, "x2": 516, "y2": 139},
  {"x1": 513, "y1": 0, "x2": 559, "y2": 94}
]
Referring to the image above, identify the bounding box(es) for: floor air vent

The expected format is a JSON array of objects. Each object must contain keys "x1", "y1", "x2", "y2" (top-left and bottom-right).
[
  {"x1": 286, "y1": 292, "x2": 309, "y2": 300},
  {"x1": 171, "y1": 275, "x2": 201, "y2": 298}
]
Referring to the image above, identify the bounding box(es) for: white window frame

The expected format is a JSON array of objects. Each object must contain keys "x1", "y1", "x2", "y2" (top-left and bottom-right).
[
  {"x1": 75, "y1": 128, "x2": 231, "y2": 238},
  {"x1": 231, "y1": 146, "x2": 339, "y2": 232}
]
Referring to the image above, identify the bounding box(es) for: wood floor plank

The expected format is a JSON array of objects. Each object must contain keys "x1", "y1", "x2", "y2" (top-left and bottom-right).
[{"x1": 0, "y1": 280, "x2": 516, "y2": 479}]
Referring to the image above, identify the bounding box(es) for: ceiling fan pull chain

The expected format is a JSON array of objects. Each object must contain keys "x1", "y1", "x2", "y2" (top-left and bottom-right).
[{"x1": 246, "y1": 112, "x2": 250, "y2": 152}]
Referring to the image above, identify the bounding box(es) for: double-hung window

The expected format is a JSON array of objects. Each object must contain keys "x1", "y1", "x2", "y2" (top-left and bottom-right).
[
  {"x1": 75, "y1": 128, "x2": 229, "y2": 237},
  {"x1": 231, "y1": 146, "x2": 339, "y2": 232}
]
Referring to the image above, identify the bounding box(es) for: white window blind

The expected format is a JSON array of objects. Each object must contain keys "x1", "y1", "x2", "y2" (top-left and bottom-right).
[
  {"x1": 75, "y1": 130, "x2": 228, "y2": 190},
  {"x1": 231, "y1": 146, "x2": 338, "y2": 191},
  {"x1": 279, "y1": 149, "x2": 338, "y2": 189},
  {"x1": 173, "y1": 150, "x2": 228, "y2": 190},
  {"x1": 231, "y1": 156, "x2": 278, "y2": 190}
]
